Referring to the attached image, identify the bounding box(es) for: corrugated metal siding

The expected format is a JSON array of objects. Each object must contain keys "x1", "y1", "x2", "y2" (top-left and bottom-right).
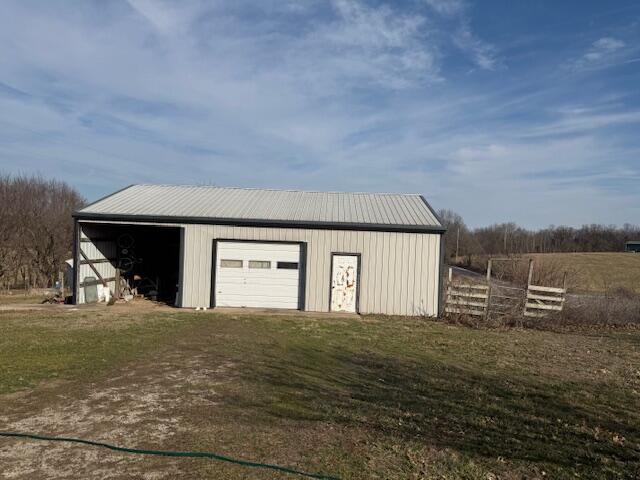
[
  {"x1": 180, "y1": 224, "x2": 441, "y2": 316},
  {"x1": 77, "y1": 225, "x2": 116, "y2": 304},
  {"x1": 78, "y1": 185, "x2": 441, "y2": 228}
]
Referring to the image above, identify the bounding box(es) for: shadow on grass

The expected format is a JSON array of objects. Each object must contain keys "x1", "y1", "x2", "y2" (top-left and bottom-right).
[{"x1": 235, "y1": 345, "x2": 640, "y2": 475}]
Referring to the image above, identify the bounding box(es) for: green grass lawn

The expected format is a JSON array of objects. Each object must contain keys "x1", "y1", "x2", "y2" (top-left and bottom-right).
[
  {"x1": 1, "y1": 307, "x2": 639, "y2": 479},
  {"x1": 0, "y1": 306, "x2": 198, "y2": 393},
  {"x1": 0, "y1": 293, "x2": 47, "y2": 305}
]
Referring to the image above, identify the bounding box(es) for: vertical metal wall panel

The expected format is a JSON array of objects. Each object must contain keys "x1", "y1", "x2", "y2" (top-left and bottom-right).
[
  {"x1": 406, "y1": 235, "x2": 416, "y2": 315},
  {"x1": 357, "y1": 231, "x2": 369, "y2": 312},
  {"x1": 77, "y1": 225, "x2": 117, "y2": 304},
  {"x1": 179, "y1": 224, "x2": 442, "y2": 316},
  {"x1": 417, "y1": 234, "x2": 426, "y2": 314},
  {"x1": 180, "y1": 226, "x2": 194, "y2": 307},
  {"x1": 401, "y1": 234, "x2": 411, "y2": 315},
  {"x1": 423, "y1": 234, "x2": 431, "y2": 316},
  {"x1": 385, "y1": 231, "x2": 398, "y2": 315},
  {"x1": 427, "y1": 235, "x2": 439, "y2": 312}
]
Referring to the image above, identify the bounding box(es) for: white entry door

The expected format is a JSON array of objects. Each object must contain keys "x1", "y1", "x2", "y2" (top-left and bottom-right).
[
  {"x1": 330, "y1": 254, "x2": 359, "y2": 313},
  {"x1": 215, "y1": 241, "x2": 300, "y2": 309}
]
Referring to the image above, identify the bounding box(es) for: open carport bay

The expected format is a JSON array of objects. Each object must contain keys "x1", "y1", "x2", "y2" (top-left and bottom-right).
[{"x1": 77, "y1": 223, "x2": 181, "y2": 305}]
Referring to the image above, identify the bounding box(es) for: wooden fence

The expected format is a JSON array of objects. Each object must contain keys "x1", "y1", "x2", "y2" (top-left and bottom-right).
[
  {"x1": 444, "y1": 261, "x2": 567, "y2": 320},
  {"x1": 444, "y1": 269, "x2": 489, "y2": 317},
  {"x1": 523, "y1": 260, "x2": 567, "y2": 318},
  {"x1": 523, "y1": 284, "x2": 566, "y2": 317}
]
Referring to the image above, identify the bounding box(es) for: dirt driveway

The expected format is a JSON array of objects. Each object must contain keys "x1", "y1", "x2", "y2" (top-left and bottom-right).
[{"x1": 0, "y1": 342, "x2": 235, "y2": 479}]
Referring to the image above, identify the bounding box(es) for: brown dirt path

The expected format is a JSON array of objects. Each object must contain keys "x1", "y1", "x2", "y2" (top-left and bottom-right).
[{"x1": 0, "y1": 344, "x2": 234, "y2": 479}]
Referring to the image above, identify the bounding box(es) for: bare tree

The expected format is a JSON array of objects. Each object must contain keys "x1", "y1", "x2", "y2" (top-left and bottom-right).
[
  {"x1": 0, "y1": 174, "x2": 84, "y2": 290},
  {"x1": 438, "y1": 208, "x2": 639, "y2": 259}
]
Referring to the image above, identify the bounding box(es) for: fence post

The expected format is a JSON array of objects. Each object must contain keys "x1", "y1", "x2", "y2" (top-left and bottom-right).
[
  {"x1": 523, "y1": 259, "x2": 534, "y2": 321},
  {"x1": 484, "y1": 259, "x2": 492, "y2": 320}
]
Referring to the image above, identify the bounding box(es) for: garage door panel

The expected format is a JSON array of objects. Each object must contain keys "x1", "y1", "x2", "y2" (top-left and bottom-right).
[
  {"x1": 218, "y1": 243, "x2": 299, "y2": 258},
  {"x1": 224, "y1": 245, "x2": 299, "y2": 253},
  {"x1": 219, "y1": 293, "x2": 299, "y2": 301},
  {"x1": 217, "y1": 272, "x2": 299, "y2": 281},
  {"x1": 221, "y1": 251, "x2": 299, "y2": 261},
  {"x1": 216, "y1": 284, "x2": 298, "y2": 296},
  {"x1": 216, "y1": 273, "x2": 299, "y2": 284},
  {"x1": 215, "y1": 241, "x2": 301, "y2": 309},
  {"x1": 217, "y1": 298, "x2": 298, "y2": 309},
  {"x1": 216, "y1": 279, "x2": 299, "y2": 289},
  {"x1": 222, "y1": 243, "x2": 299, "y2": 251}
]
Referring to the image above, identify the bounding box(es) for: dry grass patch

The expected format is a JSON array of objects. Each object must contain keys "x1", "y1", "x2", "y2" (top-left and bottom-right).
[
  {"x1": 454, "y1": 252, "x2": 640, "y2": 294},
  {"x1": 0, "y1": 293, "x2": 48, "y2": 305},
  {"x1": 530, "y1": 252, "x2": 640, "y2": 294}
]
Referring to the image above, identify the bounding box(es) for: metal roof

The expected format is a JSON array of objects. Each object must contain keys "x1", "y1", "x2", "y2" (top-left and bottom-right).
[{"x1": 75, "y1": 185, "x2": 444, "y2": 232}]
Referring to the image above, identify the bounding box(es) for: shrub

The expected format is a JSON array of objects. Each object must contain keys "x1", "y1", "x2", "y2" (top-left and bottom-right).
[{"x1": 560, "y1": 291, "x2": 640, "y2": 327}]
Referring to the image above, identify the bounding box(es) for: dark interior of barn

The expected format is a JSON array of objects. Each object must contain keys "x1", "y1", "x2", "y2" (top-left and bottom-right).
[{"x1": 84, "y1": 224, "x2": 181, "y2": 305}]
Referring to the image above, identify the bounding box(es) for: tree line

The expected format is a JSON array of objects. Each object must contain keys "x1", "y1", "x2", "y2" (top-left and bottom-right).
[
  {"x1": 0, "y1": 174, "x2": 84, "y2": 290},
  {"x1": 438, "y1": 209, "x2": 640, "y2": 260}
]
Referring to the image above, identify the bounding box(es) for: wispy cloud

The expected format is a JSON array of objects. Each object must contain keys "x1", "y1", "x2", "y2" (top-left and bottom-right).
[
  {"x1": 309, "y1": 0, "x2": 441, "y2": 88},
  {"x1": 453, "y1": 21, "x2": 499, "y2": 70},
  {"x1": 424, "y1": 0, "x2": 500, "y2": 70},
  {"x1": 524, "y1": 109, "x2": 640, "y2": 138},
  {"x1": 126, "y1": 0, "x2": 178, "y2": 32},
  {"x1": 568, "y1": 36, "x2": 628, "y2": 71},
  {"x1": 423, "y1": 0, "x2": 466, "y2": 17}
]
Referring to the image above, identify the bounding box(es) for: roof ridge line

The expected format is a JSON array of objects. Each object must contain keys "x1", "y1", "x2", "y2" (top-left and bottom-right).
[{"x1": 131, "y1": 184, "x2": 422, "y2": 197}]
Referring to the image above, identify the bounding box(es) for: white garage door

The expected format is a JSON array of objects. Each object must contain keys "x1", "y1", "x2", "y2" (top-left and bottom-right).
[{"x1": 214, "y1": 241, "x2": 301, "y2": 309}]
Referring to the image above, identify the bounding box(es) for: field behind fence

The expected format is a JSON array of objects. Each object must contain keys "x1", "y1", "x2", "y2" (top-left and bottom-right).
[{"x1": 453, "y1": 252, "x2": 640, "y2": 294}]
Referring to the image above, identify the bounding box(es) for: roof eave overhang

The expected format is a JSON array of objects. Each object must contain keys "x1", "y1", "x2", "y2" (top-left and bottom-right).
[{"x1": 73, "y1": 212, "x2": 447, "y2": 234}]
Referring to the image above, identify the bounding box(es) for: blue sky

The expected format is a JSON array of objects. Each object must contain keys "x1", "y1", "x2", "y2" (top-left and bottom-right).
[{"x1": 0, "y1": 0, "x2": 639, "y2": 228}]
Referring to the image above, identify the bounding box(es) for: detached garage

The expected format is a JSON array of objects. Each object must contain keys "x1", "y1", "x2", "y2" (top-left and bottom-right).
[{"x1": 73, "y1": 185, "x2": 445, "y2": 316}]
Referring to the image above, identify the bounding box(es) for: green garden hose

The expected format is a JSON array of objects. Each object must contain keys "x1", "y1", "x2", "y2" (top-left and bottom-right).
[{"x1": 0, "y1": 431, "x2": 340, "y2": 480}]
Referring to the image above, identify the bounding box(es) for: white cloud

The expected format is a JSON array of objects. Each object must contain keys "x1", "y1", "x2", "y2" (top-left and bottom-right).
[
  {"x1": 308, "y1": 0, "x2": 441, "y2": 88},
  {"x1": 524, "y1": 110, "x2": 640, "y2": 138},
  {"x1": 593, "y1": 37, "x2": 626, "y2": 52},
  {"x1": 424, "y1": 0, "x2": 466, "y2": 17},
  {"x1": 453, "y1": 21, "x2": 499, "y2": 70},
  {"x1": 569, "y1": 36, "x2": 627, "y2": 71},
  {"x1": 424, "y1": 0, "x2": 499, "y2": 70},
  {"x1": 434, "y1": 136, "x2": 640, "y2": 227},
  {"x1": 126, "y1": 0, "x2": 176, "y2": 31}
]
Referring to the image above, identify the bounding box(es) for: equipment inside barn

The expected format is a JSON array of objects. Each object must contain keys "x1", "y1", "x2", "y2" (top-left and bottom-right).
[
  {"x1": 77, "y1": 223, "x2": 181, "y2": 305},
  {"x1": 116, "y1": 226, "x2": 180, "y2": 302}
]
